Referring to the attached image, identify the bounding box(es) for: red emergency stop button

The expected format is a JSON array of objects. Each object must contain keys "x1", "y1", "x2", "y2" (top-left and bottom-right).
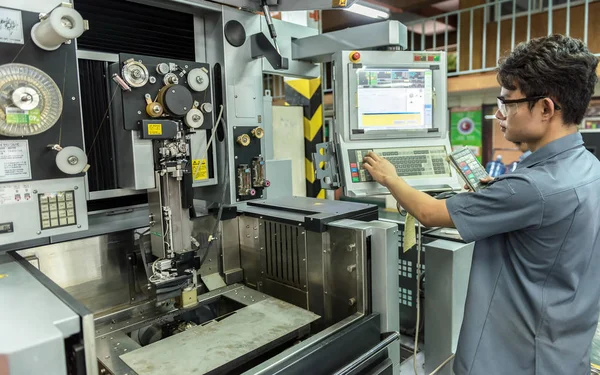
[{"x1": 349, "y1": 51, "x2": 361, "y2": 63}]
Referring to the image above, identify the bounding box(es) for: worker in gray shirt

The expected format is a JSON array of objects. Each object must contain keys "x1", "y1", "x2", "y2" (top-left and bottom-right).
[{"x1": 363, "y1": 34, "x2": 600, "y2": 375}]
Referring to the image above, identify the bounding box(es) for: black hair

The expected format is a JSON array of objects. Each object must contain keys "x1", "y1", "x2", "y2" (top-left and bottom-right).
[{"x1": 497, "y1": 34, "x2": 598, "y2": 125}]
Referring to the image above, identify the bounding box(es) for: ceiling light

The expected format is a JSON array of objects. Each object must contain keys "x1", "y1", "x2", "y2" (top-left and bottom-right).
[{"x1": 345, "y1": 3, "x2": 390, "y2": 19}]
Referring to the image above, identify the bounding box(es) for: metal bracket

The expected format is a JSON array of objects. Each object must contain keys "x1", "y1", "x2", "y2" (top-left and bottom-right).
[
  {"x1": 312, "y1": 141, "x2": 341, "y2": 190},
  {"x1": 250, "y1": 32, "x2": 289, "y2": 70}
]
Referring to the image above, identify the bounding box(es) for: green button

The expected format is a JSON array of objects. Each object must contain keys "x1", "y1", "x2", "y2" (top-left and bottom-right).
[
  {"x1": 434, "y1": 55, "x2": 440, "y2": 61},
  {"x1": 352, "y1": 178, "x2": 359, "y2": 182}
]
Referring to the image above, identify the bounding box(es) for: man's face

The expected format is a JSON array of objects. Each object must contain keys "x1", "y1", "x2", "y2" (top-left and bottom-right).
[{"x1": 495, "y1": 87, "x2": 546, "y2": 143}]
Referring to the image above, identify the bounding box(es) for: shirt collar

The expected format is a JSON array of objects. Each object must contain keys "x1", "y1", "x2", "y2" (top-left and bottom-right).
[{"x1": 517, "y1": 132, "x2": 584, "y2": 169}]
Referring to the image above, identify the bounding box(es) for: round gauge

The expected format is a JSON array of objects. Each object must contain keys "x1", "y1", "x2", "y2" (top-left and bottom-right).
[
  {"x1": 122, "y1": 60, "x2": 149, "y2": 88},
  {"x1": 158, "y1": 85, "x2": 194, "y2": 117},
  {"x1": 187, "y1": 68, "x2": 209, "y2": 92},
  {"x1": 0, "y1": 63, "x2": 63, "y2": 137}
]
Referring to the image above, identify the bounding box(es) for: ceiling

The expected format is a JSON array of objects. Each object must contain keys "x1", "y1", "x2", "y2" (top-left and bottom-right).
[{"x1": 322, "y1": 0, "x2": 459, "y2": 37}]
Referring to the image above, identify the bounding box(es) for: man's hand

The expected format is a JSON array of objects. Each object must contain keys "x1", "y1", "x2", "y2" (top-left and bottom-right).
[
  {"x1": 362, "y1": 152, "x2": 398, "y2": 187},
  {"x1": 464, "y1": 176, "x2": 495, "y2": 191}
]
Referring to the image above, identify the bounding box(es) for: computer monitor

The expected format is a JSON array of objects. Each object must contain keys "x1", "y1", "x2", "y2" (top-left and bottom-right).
[
  {"x1": 356, "y1": 68, "x2": 433, "y2": 132},
  {"x1": 582, "y1": 131, "x2": 600, "y2": 160}
]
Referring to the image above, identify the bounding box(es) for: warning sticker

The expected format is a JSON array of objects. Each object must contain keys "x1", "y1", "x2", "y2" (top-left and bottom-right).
[
  {"x1": 0, "y1": 140, "x2": 31, "y2": 182},
  {"x1": 6, "y1": 108, "x2": 40, "y2": 126},
  {"x1": 192, "y1": 159, "x2": 208, "y2": 181},
  {"x1": 0, "y1": 182, "x2": 33, "y2": 205},
  {"x1": 147, "y1": 123, "x2": 163, "y2": 136}
]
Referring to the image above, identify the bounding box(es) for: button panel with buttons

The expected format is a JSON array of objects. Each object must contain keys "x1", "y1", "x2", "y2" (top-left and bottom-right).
[{"x1": 38, "y1": 191, "x2": 77, "y2": 230}]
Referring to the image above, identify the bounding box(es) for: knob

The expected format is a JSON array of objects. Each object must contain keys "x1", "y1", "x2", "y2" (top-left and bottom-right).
[
  {"x1": 251, "y1": 127, "x2": 264, "y2": 139},
  {"x1": 236, "y1": 134, "x2": 251, "y2": 146}
]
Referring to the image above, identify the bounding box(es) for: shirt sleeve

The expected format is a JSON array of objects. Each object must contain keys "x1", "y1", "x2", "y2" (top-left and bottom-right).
[{"x1": 445, "y1": 175, "x2": 544, "y2": 243}]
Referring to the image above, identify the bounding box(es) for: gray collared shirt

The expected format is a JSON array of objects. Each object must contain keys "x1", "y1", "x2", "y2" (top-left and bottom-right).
[{"x1": 447, "y1": 132, "x2": 600, "y2": 375}]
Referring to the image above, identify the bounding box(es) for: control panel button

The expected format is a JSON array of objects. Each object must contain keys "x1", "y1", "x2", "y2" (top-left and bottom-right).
[{"x1": 38, "y1": 190, "x2": 77, "y2": 230}]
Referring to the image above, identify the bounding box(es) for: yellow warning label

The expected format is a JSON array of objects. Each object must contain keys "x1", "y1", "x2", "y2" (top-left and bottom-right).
[
  {"x1": 192, "y1": 159, "x2": 208, "y2": 181},
  {"x1": 332, "y1": 0, "x2": 347, "y2": 7},
  {"x1": 0, "y1": 274, "x2": 7, "y2": 279},
  {"x1": 147, "y1": 123, "x2": 162, "y2": 136}
]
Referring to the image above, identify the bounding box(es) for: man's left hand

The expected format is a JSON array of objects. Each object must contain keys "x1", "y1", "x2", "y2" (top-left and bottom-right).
[{"x1": 363, "y1": 152, "x2": 398, "y2": 187}]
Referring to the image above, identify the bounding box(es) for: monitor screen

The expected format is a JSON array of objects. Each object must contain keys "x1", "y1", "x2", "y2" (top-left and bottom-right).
[{"x1": 356, "y1": 68, "x2": 433, "y2": 131}]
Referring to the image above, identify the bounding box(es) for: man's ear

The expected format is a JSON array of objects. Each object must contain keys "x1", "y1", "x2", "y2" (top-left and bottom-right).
[{"x1": 541, "y1": 98, "x2": 556, "y2": 120}]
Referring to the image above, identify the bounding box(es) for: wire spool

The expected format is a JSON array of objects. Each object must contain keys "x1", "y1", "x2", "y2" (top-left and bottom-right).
[
  {"x1": 157, "y1": 84, "x2": 193, "y2": 117},
  {"x1": 55, "y1": 146, "x2": 88, "y2": 175},
  {"x1": 31, "y1": 5, "x2": 87, "y2": 51},
  {"x1": 146, "y1": 102, "x2": 164, "y2": 118},
  {"x1": 0, "y1": 63, "x2": 63, "y2": 137},
  {"x1": 184, "y1": 109, "x2": 204, "y2": 129},
  {"x1": 122, "y1": 59, "x2": 149, "y2": 88},
  {"x1": 187, "y1": 68, "x2": 209, "y2": 92}
]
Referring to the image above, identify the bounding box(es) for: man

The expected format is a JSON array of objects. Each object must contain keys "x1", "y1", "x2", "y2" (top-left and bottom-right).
[
  {"x1": 515, "y1": 141, "x2": 532, "y2": 161},
  {"x1": 363, "y1": 34, "x2": 600, "y2": 375},
  {"x1": 508, "y1": 141, "x2": 532, "y2": 172}
]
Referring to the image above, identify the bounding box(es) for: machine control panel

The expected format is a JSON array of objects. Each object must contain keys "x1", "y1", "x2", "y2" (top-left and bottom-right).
[
  {"x1": 38, "y1": 190, "x2": 77, "y2": 230},
  {"x1": 448, "y1": 147, "x2": 489, "y2": 191},
  {"x1": 346, "y1": 146, "x2": 451, "y2": 183}
]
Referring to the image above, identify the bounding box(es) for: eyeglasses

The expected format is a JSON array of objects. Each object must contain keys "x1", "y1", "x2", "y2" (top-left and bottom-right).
[{"x1": 496, "y1": 96, "x2": 562, "y2": 117}]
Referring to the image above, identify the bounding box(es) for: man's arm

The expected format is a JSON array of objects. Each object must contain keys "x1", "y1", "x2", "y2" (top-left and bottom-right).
[{"x1": 362, "y1": 152, "x2": 453, "y2": 227}]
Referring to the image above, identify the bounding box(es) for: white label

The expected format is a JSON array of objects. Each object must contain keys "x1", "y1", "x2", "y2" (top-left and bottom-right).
[
  {"x1": 0, "y1": 183, "x2": 33, "y2": 205},
  {"x1": 0, "y1": 140, "x2": 31, "y2": 182},
  {"x1": 0, "y1": 8, "x2": 24, "y2": 45}
]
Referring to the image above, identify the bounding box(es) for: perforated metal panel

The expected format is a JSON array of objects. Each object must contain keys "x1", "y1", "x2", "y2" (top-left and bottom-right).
[{"x1": 262, "y1": 221, "x2": 305, "y2": 289}]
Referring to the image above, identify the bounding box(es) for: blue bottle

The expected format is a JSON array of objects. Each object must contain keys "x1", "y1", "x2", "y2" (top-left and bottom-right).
[{"x1": 486, "y1": 155, "x2": 506, "y2": 177}]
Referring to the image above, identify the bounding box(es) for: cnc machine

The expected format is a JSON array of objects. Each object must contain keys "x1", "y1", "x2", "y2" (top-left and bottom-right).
[{"x1": 0, "y1": 1, "x2": 409, "y2": 374}]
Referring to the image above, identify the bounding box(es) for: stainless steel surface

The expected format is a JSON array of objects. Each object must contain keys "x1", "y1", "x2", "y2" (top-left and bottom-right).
[
  {"x1": 190, "y1": 214, "x2": 221, "y2": 277},
  {"x1": 333, "y1": 332, "x2": 400, "y2": 375},
  {"x1": 18, "y1": 230, "x2": 150, "y2": 314},
  {"x1": 330, "y1": 219, "x2": 401, "y2": 370},
  {"x1": 292, "y1": 21, "x2": 408, "y2": 63},
  {"x1": 244, "y1": 312, "x2": 366, "y2": 375},
  {"x1": 0, "y1": 254, "x2": 80, "y2": 375},
  {"x1": 119, "y1": 297, "x2": 320, "y2": 375},
  {"x1": 96, "y1": 330, "x2": 140, "y2": 375},
  {"x1": 221, "y1": 218, "x2": 243, "y2": 284},
  {"x1": 82, "y1": 312, "x2": 99, "y2": 375},
  {"x1": 77, "y1": 49, "x2": 119, "y2": 62},
  {"x1": 89, "y1": 189, "x2": 144, "y2": 201},
  {"x1": 116, "y1": 130, "x2": 155, "y2": 190},
  {"x1": 306, "y1": 230, "x2": 326, "y2": 322},
  {"x1": 201, "y1": 272, "x2": 227, "y2": 290},
  {"x1": 423, "y1": 238, "x2": 474, "y2": 375},
  {"x1": 239, "y1": 215, "x2": 261, "y2": 287},
  {"x1": 0, "y1": 177, "x2": 89, "y2": 247},
  {"x1": 324, "y1": 225, "x2": 366, "y2": 326}
]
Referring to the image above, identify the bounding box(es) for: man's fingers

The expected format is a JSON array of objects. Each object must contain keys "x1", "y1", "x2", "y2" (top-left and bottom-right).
[
  {"x1": 480, "y1": 176, "x2": 494, "y2": 183},
  {"x1": 366, "y1": 151, "x2": 381, "y2": 161},
  {"x1": 363, "y1": 156, "x2": 375, "y2": 165}
]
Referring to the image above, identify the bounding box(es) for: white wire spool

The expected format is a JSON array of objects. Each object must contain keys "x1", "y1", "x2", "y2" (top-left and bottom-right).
[
  {"x1": 187, "y1": 68, "x2": 209, "y2": 92},
  {"x1": 184, "y1": 109, "x2": 204, "y2": 129},
  {"x1": 0, "y1": 63, "x2": 63, "y2": 137},
  {"x1": 31, "y1": 6, "x2": 87, "y2": 51},
  {"x1": 56, "y1": 146, "x2": 88, "y2": 175}
]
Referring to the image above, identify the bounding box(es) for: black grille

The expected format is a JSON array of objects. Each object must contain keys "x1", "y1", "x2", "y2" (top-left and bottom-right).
[
  {"x1": 74, "y1": 0, "x2": 195, "y2": 61},
  {"x1": 264, "y1": 221, "x2": 302, "y2": 288},
  {"x1": 78, "y1": 59, "x2": 117, "y2": 192}
]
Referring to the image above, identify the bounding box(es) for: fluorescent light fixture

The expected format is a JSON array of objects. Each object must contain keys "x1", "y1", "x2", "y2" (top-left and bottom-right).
[{"x1": 345, "y1": 3, "x2": 390, "y2": 19}]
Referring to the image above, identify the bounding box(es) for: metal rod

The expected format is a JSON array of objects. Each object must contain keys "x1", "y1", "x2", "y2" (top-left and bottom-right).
[
  {"x1": 457, "y1": 12, "x2": 461, "y2": 72},
  {"x1": 527, "y1": 0, "x2": 532, "y2": 41},
  {"x1": 333, "y1": 332, "x2": 401, "y2": 375},
  {"x1": 421, "y1": 20, "x2": 425, "y2": 50},
  {"x1": 547, "y1": 0, "x2": 552, "y2": 35},
  {"x1": 444, "y1": 15, "x2": 448, "y2": 53},
  {"x1": 482, "y1": 5, "x2": 487, "y2": 69},
  {"x1": 584, "y1": 0, "x2": 589, "y2": 44},
  {"x1": 411, "y1": 29, "x2": 415, "y2": 51},
  {"x1": 566, "y1": 0, "x2": 570, "y2": 36},
  {"x1": 469, "y1": 9, "x2": 474, "y2": 71},
  {"x1": 448, "y1": 66, "x2": 497, "y2": 76},
  {"x1": 433, "y1": 17, "x2": 437, "y2": 50},
  {"x1": 496, "y1": 3, "x2": 501, "y2": 64},
  {"x1": 511, "y1": 0, "x2": 516, "y2": 50}
]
